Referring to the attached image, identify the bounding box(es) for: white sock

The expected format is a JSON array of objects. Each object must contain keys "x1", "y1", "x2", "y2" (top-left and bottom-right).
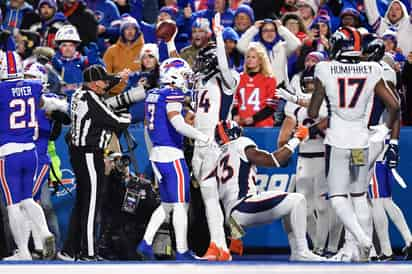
[
  {"x1": 383, "y1": 198, "x2": 412, "y2": 246},
  {"x1": 330, "y1": 196, "x2": 371, "y2": 248},
  {"x1": 143, "y1": 204, "x2": 169, "y2": 245},
  {"x1": 371, "y1": 199, "x2": 392, "y2": 256},
  {"x1": 289, "y1": 195, "x2": 309, "y2": 253},
  {"x1": 7, "y1": 204, "x2": 31, "y2": 257},
  {"x1": 28, "y1": 219, "x2": 43, "y2": 251},
  {"x1": 172, "y1": 203, "x2": 189, "y2": 253},
  {"x1": 200, "y1": 178, "x2": 227, "y2": 250},
  {"x1": 314, "y1": 197, "x2": 329, "y2": 252},
  {"x1": 327, "y1": 205, "x2": 343, "y2": 253},
  {"x1": 20, "y1": 199, "x2": 51, "y2": 239},
  {"x1": 352, "y1": 194, "x2": 373, "y2": 242},
  {"x1": 307, "y1": 214, "x2": 317, "y2": 247}
]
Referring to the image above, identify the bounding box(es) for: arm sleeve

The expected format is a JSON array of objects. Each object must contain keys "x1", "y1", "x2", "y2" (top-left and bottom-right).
[
  {"x1": 277, "y1": 25, "x2": 302, "y2": 57},
  {"x1": 88, "y1": 93, "x2": 131, "y2": 130},
  {"x1": 167, "y1": 102, "x2": 209, "y2": 142},
  {"x1": 216, "y1": 31, "x2": 238, "y2": 90},
  {"x1": 237, "y1": 26, "x2": 259, "y2": 54},
  {"x1": 252, "y1": 106, "x2": 276, "y2": 123},
  {"x1": 105, "y1": 85, "x2": 146, "y2": 109},
  {"x1": 364, "y1": 0, "x2": 381, "y2": 31}
]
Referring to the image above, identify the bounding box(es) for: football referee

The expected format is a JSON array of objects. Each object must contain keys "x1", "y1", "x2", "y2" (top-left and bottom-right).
[{"x1": 58, "y1": 65, "x2": 131, "y2": 261}]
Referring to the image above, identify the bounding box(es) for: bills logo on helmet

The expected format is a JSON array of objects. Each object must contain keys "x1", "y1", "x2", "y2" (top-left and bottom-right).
[{"x1": 162, "y1": 59, "x2": 185, "y2": 72}]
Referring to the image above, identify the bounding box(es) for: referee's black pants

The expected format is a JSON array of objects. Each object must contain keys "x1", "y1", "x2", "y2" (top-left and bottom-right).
[{"x1": 63, "y1": 146, "x2": 105, "y2": 258}]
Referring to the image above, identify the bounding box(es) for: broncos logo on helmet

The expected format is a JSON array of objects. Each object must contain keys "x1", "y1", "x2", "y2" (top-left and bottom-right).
[
  {"x1": 193, "y1": 43, "x2": 219, "y2": 80},
  {"x1": 215, "y1": 120, "x2": 243, "y2": 145},
  {"x1": 330, "y1": 27, "x2": 362, "y2": 62},
  {"x1": 361, "y1": 34, "x2": 385, "y2": 62}
]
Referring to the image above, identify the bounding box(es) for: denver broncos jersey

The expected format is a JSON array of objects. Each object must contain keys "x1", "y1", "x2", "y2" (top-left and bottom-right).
[
  {"x1": 315, "y1": 60, "x2": 383, "y2": 149},
  {"x1": 194, "y1": 72, "x2": 238, "y2": 143},
  {"x1": 284, "y1": 99, "x2": 328, "y2": 153},
  {"x1": 216, "y1": 137, "x2": 258, "y2": 216},
  {"x1": 145, "y1": 87, "x2": 185, "y2": 150},
  {"x1": 368, "y1": 61, "x2": 397, "y2": 127},
  {"x1": 234, "y1": 73, "x2": 277, "y2": 127},
  {"x1": 0, "y1": 79, "x2": 42, "y2": 147}
]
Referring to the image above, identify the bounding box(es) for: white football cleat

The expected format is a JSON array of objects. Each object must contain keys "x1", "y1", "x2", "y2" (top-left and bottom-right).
[
  {"x1": 3, "y1": 250, "x2": 32, "y2": 261},
  {"x1": 291, "y1": 250, "x2": 327, "y2": 262}
]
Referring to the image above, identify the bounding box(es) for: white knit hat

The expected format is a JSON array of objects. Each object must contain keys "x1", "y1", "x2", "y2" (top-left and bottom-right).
[
  {"x1": 297, "y1": 0, "x2": 318, "y2": 15},
  {"x1": 140, "y1": 43, "x2": 159, "y2": 61}
]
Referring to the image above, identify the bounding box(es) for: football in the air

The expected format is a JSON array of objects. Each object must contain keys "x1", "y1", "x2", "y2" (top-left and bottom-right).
[{"x1": 156, "y1": 19, "x2": 177, "y2": 42}]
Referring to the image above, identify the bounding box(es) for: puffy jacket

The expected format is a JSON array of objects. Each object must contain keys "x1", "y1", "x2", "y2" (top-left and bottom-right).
[
  {"x1": 365, "y1": 0, "x2": 412, "y2": 55},
  {"x1": 237, "y1": 25, "x2": 301, "y2": 86},
  {"x1": 2, "y1": 2, "x2": 34, "y2": 31}
]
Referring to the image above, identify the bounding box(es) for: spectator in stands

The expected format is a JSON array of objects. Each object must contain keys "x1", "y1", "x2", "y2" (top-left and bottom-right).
[
  {"x1": 279, "y1": 0, "x2": 298, "y2": 17},
  {"x1": 222, "y1": 27, "x2": 243, "y2": 72},
  {"x1": 28, "y1": 0, "x2": 67, "y2": 49},
  {"x1": 103, "y1": 14, "x2": 144, "y2": 95},
  {"x1": 296, "y1": 0, "x2": 317, "y2": 30},
  {"x1": 339, "y1": 7, "x2": 361, "y2": 28},
  {"x1": 402, "y1": 51, "x2": 412, "y2": 124},
  {"x1": 249, "y1": 0, "x2": 283, "y2": 21},
  {"x1": 126, "y1": 43, "x2": 160, "y2": 124},
  {"x1": 282, "y1": 13, "x2": 308, "y2": 42},
  {"x1": 192, "y1": 0, "x2": 234, "y2": 29},
  {"x1": 237, "y1": 18, "x2": 301, "y2": 86},
  {"x1": 295, "y1": 14, "x2": 331, "y2": 73},
  {"x1": 52, "y1": 24, "x2": 103, "y2": 98},
  {"x1": 62, "y1": 0, "x2": 98, "y2": 48},
  {"x1": 34, "y1": 46, "x2": 64, "y2": 95},
  {"x1": 382, "y1": 29, "x2": 406, "y2": 71},
  {"x1": 2, "y1": 0, "x2": 37, "y2": 31},
  {"x1": 365, "y1": 0, "x2": 412, "y2": 55},
  {"x1": 180, "y1": 17, "x2": 211, "y2": 67},
  {"x1": 233, "y1": 4, "x2": 254, "y2": 37},
  {"x1": 233, "y1": 42, "x2": 278, "y2": 127},
  {"x1": 86, "y1": 0, "x2": 121, "y2": 54}
]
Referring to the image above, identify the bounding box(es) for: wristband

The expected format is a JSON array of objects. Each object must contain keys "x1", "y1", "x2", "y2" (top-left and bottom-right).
[{"x1": 284, "y1": 137, "x2": 300, "y2": 153}]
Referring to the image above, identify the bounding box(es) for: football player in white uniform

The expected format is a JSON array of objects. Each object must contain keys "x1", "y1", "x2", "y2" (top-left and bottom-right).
[
  {"x1": 308, "y1": 27, "x2": 400, "y2": 261},
  {"x1": 362, "y1": 36, "x2": 412, "y2": 261},
  {"x1": 213, "y1": 120, "x2": 324, "y2": 261},
  {"x1": 278, "y1": 55, "x2": 336, "y2": 256},
  {"x1": 190, "y1": 13, "x2": 239, "y2": 261}
]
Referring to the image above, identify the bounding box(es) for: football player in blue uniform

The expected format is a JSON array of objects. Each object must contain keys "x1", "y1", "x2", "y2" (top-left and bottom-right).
[
  {"x1": 137, "y1": 58, "x2": 212, "y2": 260},
  {"x1": 0, "y1": 51, "x2": 67, "y2": 260}
]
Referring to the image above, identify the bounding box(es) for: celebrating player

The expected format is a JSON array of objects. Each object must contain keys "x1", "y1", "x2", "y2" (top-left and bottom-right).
[
  {"x1": 308, "y1": 27, "x2": 400, "y2": 261},
  {"x1": 137, "y1": 58, "x2": 213, "y2": 260},
  {"x1": 213, "y1": 120, "x2": 324, "y2": 261},
  {"x1": 191, "y1": 13, "x2": 239, "y2": 261}
]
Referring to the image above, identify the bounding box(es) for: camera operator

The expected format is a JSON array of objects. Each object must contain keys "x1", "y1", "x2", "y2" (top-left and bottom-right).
[
  {"x1": 98, "y1": 153, "x2": 160, "y2": 260},
  {"x1": 58, "y1": 65, "x2": 131, "y2": 261}
]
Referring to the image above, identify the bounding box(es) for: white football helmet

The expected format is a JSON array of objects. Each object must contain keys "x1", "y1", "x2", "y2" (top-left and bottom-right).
[
  {"x1": 159, "y1": 58, "x2": 193, "y2": 92},
  {"x1": 0, "y1": 51, "x2": 23, "y2": 80},
  {"x1": 24, "y1": 62, "x2": 49, "y2": 87},
  {"x1": 55, "y1": 24, "x2": 81, "y2": 43}
]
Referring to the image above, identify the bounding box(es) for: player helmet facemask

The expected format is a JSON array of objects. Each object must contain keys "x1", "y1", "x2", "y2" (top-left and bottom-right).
[
  {"x1": 215, "y1": 120, "x2": 243, "y2": 146},
  {"x1": 193, "y1": 44, "x2": 219, "y2": 82},
  {"x1": 300, "y1": 66, "x2": 315, "y2": 94},
  {"x1": 160, "y1": 57, "x2": 193, "y2": 93},
  {"x1": 362, "y1": 34, "x2": 385, "y2": 62},
  {"x1": 330, "y1": 27, "x2": 362, "y2": 63}
]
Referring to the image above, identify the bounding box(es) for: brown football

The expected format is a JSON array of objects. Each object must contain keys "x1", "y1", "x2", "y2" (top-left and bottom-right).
[{"x1": 156, "y1": 19, "x2": 177, "y2": 42}]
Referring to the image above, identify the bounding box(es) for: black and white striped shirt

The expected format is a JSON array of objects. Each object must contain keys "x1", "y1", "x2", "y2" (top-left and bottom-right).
[{"x1": 70, "y1": 89, "x2": 130, "y2": 150}]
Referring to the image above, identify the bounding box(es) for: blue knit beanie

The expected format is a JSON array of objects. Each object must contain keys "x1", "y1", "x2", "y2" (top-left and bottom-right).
[
  {"x1": 223, "y1": 27, "x2": 239, "y2": 42},
  {"x1": 234, "y1": 4, "x2": 255, "y2": 23}
]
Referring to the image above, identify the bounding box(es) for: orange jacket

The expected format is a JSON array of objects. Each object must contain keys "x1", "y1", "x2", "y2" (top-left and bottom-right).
[{"x1": 103, "y1": 35, "x2": 144, "y2": 95}]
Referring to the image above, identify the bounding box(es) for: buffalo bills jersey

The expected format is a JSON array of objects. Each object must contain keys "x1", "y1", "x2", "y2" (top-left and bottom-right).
[
  {"x1": 0, "y1": 79, "x2": 42, "y2": 146},
  {"x1": 145, "y1": 87, "x2": 185, "y2": 149}
]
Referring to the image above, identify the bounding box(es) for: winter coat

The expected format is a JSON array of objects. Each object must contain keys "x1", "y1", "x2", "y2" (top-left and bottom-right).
[
  {"x1": 365, "y1": 0, "x2": 412, "y2": 55},
  {"x1": 237, "y1": 25, "x2": 301, "y2": 86},
  {"x1": 103, "y1": 35, "x2": 145, "y2": 95}
]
